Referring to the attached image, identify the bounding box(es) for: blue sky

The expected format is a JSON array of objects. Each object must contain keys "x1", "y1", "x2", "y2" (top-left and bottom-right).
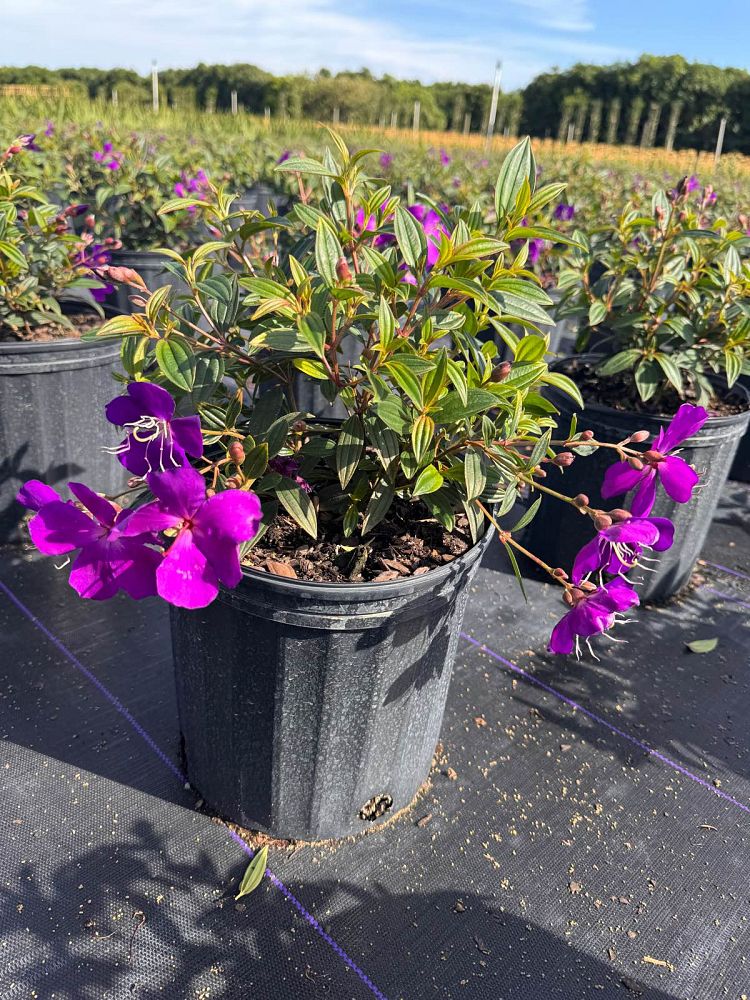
[{"x1": 5, "y1": 0, "x2": 749, "y2": 89}]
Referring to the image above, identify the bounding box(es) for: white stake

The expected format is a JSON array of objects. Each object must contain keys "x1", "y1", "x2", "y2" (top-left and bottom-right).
[
  {"x1": 715, "y1": 116, "x2": 727, "y2": 164},
  {"x1": 111, "y1": 87, "x2": 118, "y2": 107},
  {"x1": 151, "y1": 61, "x2": 159, "y2": 112},
  {"x1": 463, "y1": 111, "x2": 471, "y2": 135},
  {"x1": 390, "y1": 110, "x2": 397, "y2": 128},
  {"x1": 231, "y1": 90, "x2": 238, "y2": 115},
  {"x1": 413, "y1": 100, "x2": 420, "y2": 134},
  {"x1": 485, "y1": 60, "x2": 502, "y2": 148},
  {"x1": 333, "y1": 105, "x2": 340, "y2": 125}
]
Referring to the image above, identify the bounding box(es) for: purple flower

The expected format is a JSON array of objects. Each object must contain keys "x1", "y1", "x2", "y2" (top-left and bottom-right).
[
  {"x1": 121, "y1": 466, "x2": 262, "y2": 608},
  {"x1": 44, "y1": 121, "x2": 55, "y2": 137},
  {"x1": 527, "y1": 238, "x2": 544, "y2": 264},
  {"x1": 379, "y1": 152, "x2": 394, "y2": 169},
  {"x1": 92, "y1": 141, "x2": 121, "y2": 170},
  {"x1": 553, "y1": 203, "x2": 575, "y2": 221},
  {"x1": 548, "y1": 579, "x2": 640, "y2": 656},
  {"x1": 685, "y1": 174, "x2": 700, "y2": 193},
  {"x1": 439, "y1": 148, "x2": 451, "y2": 166},
  {"x1": 174, "y1": 181, "x2": 188, "y2": 198},
  {"x1": 105, "y1": 382, "x2": 204, "y2": 477},
  {"x1": 19, "y1": 134, "x2": 40, "y2": 152},
  {"x1": 601, "y1": 404, "x2": 707, "y2": 516},
  {"x1": 571, "y1": 516, "x2": 674, "y2": 584},
  {"x1": 277, "y1": 150, "x2": 291, "y2": 164},
  {"x1": 407, "y1": 204, "x2": 449, "y2": 269},
  {"x1": 17, "y1": 480, "x2": 162, "y2": 601},
  {"x1": 269, "y1": 455, "x2": 312, "y2": 493}
]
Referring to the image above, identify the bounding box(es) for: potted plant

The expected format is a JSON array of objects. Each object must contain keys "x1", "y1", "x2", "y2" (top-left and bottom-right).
[
  {"x1": 524, "y1": 178, "x2": 750, "y2": 600},
  {"x1": 0, "y1": 136, "x2": 124, "y2": 541},
  {"x1": 18, "y1": 137, "x2": 703, "y2": 841}
]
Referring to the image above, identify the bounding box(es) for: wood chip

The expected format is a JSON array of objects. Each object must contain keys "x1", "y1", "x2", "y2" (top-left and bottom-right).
[
  {"x1": 382, "y1": 557, "x2": 410, "y2": 574},
  {"x1": 265, "y1": 559, "x2": 297, "y2": 579},
  {"x1": 474, "y1": 935, "x2": 491, "y2": 955},
  {"x1": 642, "y1": 955, "x2": 675, "y2": 972},
  {"x1": 569, "y1": 881, "x2": 582, "y2": 895},
  {"x1": 607, "y1": 947, "x2": 617, "y2": 961},
  {"x1": 416, "y1": 813, "x2": 433, "y2": 828},
  {"x1": 445, "y1": 767, "x2": 458, "y2": 781},
  {"x1": 453, "y1": 899, "x2": 465, "y2": 913},
  {"x1": 372, "y1": 570, "x2": 400, "y2": 582},
  {"x1": 474, "y1": 716, "x2": 488, "y2": 728}
]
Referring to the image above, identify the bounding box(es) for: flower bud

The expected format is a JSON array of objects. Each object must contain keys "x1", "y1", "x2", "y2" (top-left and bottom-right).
[
  {"x1": 335, "y1": 257, "x2": 353, "y2": 283},
  {"x1": 84, "y1": 214, "x2": 95, "y2": 228},
  {"x1": 579, "y1": 429, "x2": 594, "y2": 441},
  {"x1": 553, "y1": 451, "x2": 575, "y2": 468},
  {"x1": 609, "y1": 508, "x2": 632, "y2": 522},
  {"x1": 489, "y1": 361, "x2": 512, "y2": 383},
  {"x1": 225, "y1": 476, "x2": 241, "y2": 489},
  {"x1": 573, "y1": 493, "x2": 589, "y2": 508},
  {"x1": 594, "y1": 513, "x2": 613, "y2": 531},
  {"x1": 629, "y1": 430, "x2": 649, "y2": 443},
  {"x1": 292, "y1": 420, "x2": 307, "y2": 434},
  {"x1": 579, "y1": 580, "x2": 597, "y2": 593},
  {"x1": 627, "y1": 456, "x2": 644, "y2": 470},
  {"x1": 563, "y1": 589, "x2": 576, "y2": 606},
  {"x1": 643, "y1": 449, "x2": 662, "y2": 463},
  {"x1": 229, "y1": 441, "x2": 245, "y2": 464},
  {"x1": 552, "y1": 567, "x2": 568, "y2": 580},
  {"x1": 535, "y1": 468, "x2": 547, "y2": 478},
  {"x1": 206, "y1": 488, "x2": 216, "y2": 498},
  {"x1": 105, "y1": 265, "x2": 148, "y2": 290}
]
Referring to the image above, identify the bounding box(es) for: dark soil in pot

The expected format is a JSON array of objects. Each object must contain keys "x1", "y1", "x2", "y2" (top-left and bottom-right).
[
  {"x1": 521, "y1": 355, "x2": 750, "y2": 602},
  {"x1": 170, "y1": 519, "x2": 494, "y2": 842},
  {"x1": 0, "y1": 322, "x2": 126, "y2": 542}
]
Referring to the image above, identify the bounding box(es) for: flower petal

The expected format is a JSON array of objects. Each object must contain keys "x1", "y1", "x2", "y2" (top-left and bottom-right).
[
  {"x1": 68, "y1": 541, "x2": 119, "y2": 600},
  {"x1": 17, "y1": 480, "x2": 60, "y2": 511},
  {"x1": 548, "y1": 610, "x2": 577, "y2": 654},
  {"x1": 147, "y1": 466, "x2": 206, "y2": 520},
  {"x1": 29, "y1": 501, "x2": 101, "y2": 555},
  {"x1": 654, "y1": 404, "x2": 708, "y2": 453},
  {"x1": 117, "y1": 501, "x2": 182, "y2": 537},
  {"x1": 657, "y1": 455, "x2": 699, "y2": 503},
  {"x1": 116, "y1": 436, "x2": 149, "y2": 477},
  {"x1": 630, "y1": 470, "x2": 657, "y2": 516},
  {"x1": 571, "y1": 536, "x2": 606, "y2": 585},
  {"x1": 125, "y1": 381, "x2": 175, "y2": 420},
  {"x1": 601, "y1": 462, "x2": 645, "y2": 499},
  {"x1": 171, "y1": 416, "x2": 204, "y2": 459},
  {"x1": 156, "y1": 529, "x2": 219, "y2": 608},
  {"x1": 648, "y1": 516, "x2": 675, "y2": 551},
  {"x1": 193, "y1": 490, "x2": 263, "y2": 544},
  {"x1": 606, "y1": 518, "x2": 660, "y2": 547},
  {"x1": 105, "y1": 394, "x2": 143, "y2": 427},
  {"x1": 68, "y1": 482, "x2": 117, "y2": 528}
]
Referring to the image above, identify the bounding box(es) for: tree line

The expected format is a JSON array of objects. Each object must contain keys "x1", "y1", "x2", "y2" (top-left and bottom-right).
[{"x1": 1, "y1": 55, "x2": 748, "y2": 153}]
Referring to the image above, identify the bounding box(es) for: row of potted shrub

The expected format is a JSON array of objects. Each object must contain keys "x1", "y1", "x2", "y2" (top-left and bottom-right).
[{"x1": 2, "y1": 132, "x2": 748, "y2": 843}]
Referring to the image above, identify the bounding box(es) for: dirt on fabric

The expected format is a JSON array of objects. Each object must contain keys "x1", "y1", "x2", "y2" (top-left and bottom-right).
[
  {"x1": 562, "y1": 357, "x2": 748, "y2": 417},
  {"x1": 243, "y1": 504, "x2": 473, "y2": 583},
  {"x1": 0, "y1": 313, "x2": 101, "y2": 343}
]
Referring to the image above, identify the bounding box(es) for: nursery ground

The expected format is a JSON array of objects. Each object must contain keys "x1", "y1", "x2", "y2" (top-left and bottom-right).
[{"x1": 1, "y1": 482, "x2": 749, "y2": 1000}]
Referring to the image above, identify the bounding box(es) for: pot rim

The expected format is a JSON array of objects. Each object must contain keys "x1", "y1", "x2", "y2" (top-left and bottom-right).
[
  {"x1": 237, "y1": 518, "x2": 495, "y2": 597},
  {"x1": 0, "y1": 333, "x2": 116, "y2": 356},
  {"x1": 555, "y1": 352, "x2": 750, "y2": 429}
]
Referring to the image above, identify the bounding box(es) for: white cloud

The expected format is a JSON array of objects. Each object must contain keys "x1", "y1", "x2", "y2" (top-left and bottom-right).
[{"x1": 2, "y1": 0, "x2": 631, "y2": 89}]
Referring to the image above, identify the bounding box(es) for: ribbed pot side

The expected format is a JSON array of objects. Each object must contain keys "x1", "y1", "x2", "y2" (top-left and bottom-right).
[
  {"x1": 170, "y1": 524, "x2": 494, "y2": 841},
  {"x1": 522, "y1": 364, "x2": 750, "y2": 602},
  {"x1": 0, "y1": 337, "x2": 124, "y2": 542}
]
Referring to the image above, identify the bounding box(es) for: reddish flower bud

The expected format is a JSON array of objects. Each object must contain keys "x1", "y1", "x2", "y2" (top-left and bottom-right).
[
  {"x1": 225, "y1": 476, "x2": 241, "y2": 489},
  {"x1": 552, "y1": 567, "x2": 568, "y2": 580},
  {"x1": 579, "y1": 580, "x2": 597, "y2": 593},
  {"x1": 489, "y1": 361, "x2": 512, "y2": 383},
  {"x1": 84, "y1": 214, "x2": 95, "y2": 229},
  {"x1": 535, "y1": 468, "x2": 547, "y2": 478},
  {"x1": 579, "y1": 429, "x2": 595, "y2": 441},
  {"x1": 573, "y1": 493, "x2": 589, "y2": 508},
  {"x1": 553, "y1": 451, "x2": 575, "y2": 468},
  {"x1": 642, "y1": 449, "x2": 662, "y2": 463},
  {"x1": 629, "y1": 430, "x2": 649, "y2": 443},
  {"x1": 206, "y1": 488, "x2": 216, "y2": 498},
  {"x1": 563, "y1": 589, "x2": 576, "y2": 606},
  {"x1": 609, "y1": 508, "x2": 632, "y2": 522},
  {"x1": 627, "y1": 456, "x2": 644, "y2": 470},
  {"x1": 229, "y1": 441, "x2": 245, "y2": 464},
  {"x1": 105, "y1": 265, "x2": 148, "y2": 290},
  {"x1": 594, "y1": 513, "x2": 613, "y2": 531},
  {"x1": 335, "y1": 257, "x2": 352, "y2": 283}
]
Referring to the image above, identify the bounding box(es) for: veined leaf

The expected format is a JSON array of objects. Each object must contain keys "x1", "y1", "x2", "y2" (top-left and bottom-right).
[
  {"x1": 277, "y1": 480, "x2": 317, "y2": 539},
  {"x1": 235, "y1": 845, "x2": 268, "y2": 900},
  {"x1": 336, "y1": 415, "x2": 365, "y2": 489},
  {"x1": 155, "y1": 338, "x2": 195, "y2": 391},
  {"x1": 412, "y1": 465, "x2": 444, "y2": 497},
  {"x1": 394, "y1": 204, "x2": 426, "y2": 268}
]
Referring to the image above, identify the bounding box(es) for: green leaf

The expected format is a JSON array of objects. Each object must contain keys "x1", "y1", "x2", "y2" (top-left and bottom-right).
[
  {"x1": 155, "y1": 339, "x2": 195, "y2": 391},
  {"x1": 634, "y1": 359, "x2": 661, "y2": 402},
  {"x1": 394, "y1": 204, "x2": 426, "y2": 269},
  {"x1": 514, "y1": 335, "x2": 548, "y2": 363},
  {"x1": 540, "y1": 371, "x2": 584, "y2": 409},
  {"x1": 462, "y1": 499, "x2": 484, "y2": 544},
  {"x1": 385, "y1": 361, "x2": 423, "y2": 408},
  {"x1": 655, "y1": 354, "x2": 683, "y2": 392},
  {"x1": 336, "y1": 416, "x2": 365, "y2": 489},
  {"x1": 431, "y1": 388, "x2": 499, "y2": 424},
  {"x1": 588, "y1": 301, "x2": 608, "y2": 327},
  {"x1": 315, "y1": 219, "x2": 343, "y2": 287},
  {"x1": 495, "y1": 137, "x2": 535, "y2": 219},
  {"x1": 274, "y1": 157, "x2": 336, "y2": 176},
  {"x1": 412, "y1": 465, "x2": 444, "y2": 497},
  {"x1": 502, "y1": 540, "x2": 528, "y2": 602},
  {"x1": 686, "y1": 637, "x2": 718, "y2": 654},
  {"x1": 510, "y1": 496, "x2": 541, "y2": 532},
  {"x1": 242, "y1": 442, "x2": 269, "y2": 480},
  {"x1": 378, "y1": 295, "x2": 396, "y2": 347},
  {"x1": 362, "y1": 482, "x2": 395, "y2": 534},
  {"x1": 277, "y1": 480, "x2": 318, "y2": 539},
  {"x1": 298, "y1": 312, "x2": 327, "y2": 358},
  {"x1": 463, "y1": 450, "x2": 485, "y2": 501},
  {"x1": 0, "y1": 240, "x2": 27, "y2": 269},
  {"x1": 373, "y1": 396, "x2": 412, "y2": 435},
  {"x1": 293, "y1": 358, "x2": 329, "y2": 380},
  {"x1": 235, "y1": 845, "x2": 268, "y2": 900},
  {"x1": 94, "y1": 314, "x2": 146, "y2": 338},
  {"x1": 597, "y1": 350, "x2": 643, "y2": 376}
]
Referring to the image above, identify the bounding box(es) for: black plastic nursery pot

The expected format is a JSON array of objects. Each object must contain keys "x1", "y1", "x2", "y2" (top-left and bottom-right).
[
  {"x1": 729, "y1": 376, "x2": 750, "y2": 482},
  {"x1": 522, "y1": 356, "x2": 750, "y2": 602},
  {"x1": 0, "y1": 336, "x2": 125, "y2": 542},
  {"x1": 170, "y1": 522, "x2": 494, "y2": 842},
  {"x1": 109, "y1": 249, "x2": 187, "y2": 314}
]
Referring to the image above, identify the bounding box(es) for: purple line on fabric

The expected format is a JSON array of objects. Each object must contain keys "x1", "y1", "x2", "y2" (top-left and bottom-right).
[
  {"x1": 703, "y1": 561, "x2": 750, "y2": 584},
  {"x1": 225, "y1": 825, "x2": 390, "y2": 1000},
  {"x1": 702, "y1": 586, "x2": 750, "y2": 612},
  {"x1": 460, "y1": 631, "x2": 750, "y2": 818},
  {"x1": 0, "y1": 578, "x2": 391, "y2": 1000}
]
